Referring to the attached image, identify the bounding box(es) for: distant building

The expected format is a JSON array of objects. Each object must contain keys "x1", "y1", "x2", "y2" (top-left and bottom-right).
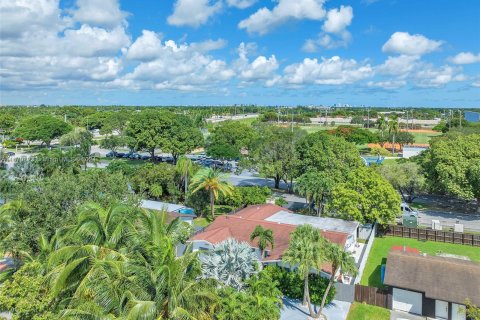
[{"x1": 464, "y1": 111, "x2": 480, "y2": 123}]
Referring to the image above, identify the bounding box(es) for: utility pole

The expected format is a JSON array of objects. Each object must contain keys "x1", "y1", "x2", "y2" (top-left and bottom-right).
[
  {"x1": 291, "y1": 109, "x2": 294, "y2": 133},
  {"x1": 405, "y1": 109, "x2": 409, "y2": 131},
  {"x1": 367, "y1": 107, "x2": 370, "y2": 129}
]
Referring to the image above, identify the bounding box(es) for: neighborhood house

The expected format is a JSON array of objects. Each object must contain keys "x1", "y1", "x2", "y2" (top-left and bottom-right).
[
  {"x1": 189, "y1": 204, "x2": 360, "y2": 279},
  {"x1": 384, "y1": 250, "x2": 480, "y2": 320}
]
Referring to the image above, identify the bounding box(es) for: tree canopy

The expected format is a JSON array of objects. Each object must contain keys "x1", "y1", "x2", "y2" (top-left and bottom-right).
[
  {"x1": 207, "y1": 120, "x2": 257, "y2": 159},
  {"x1": 296, "y1": 131, "x2": 363, "y2": 180},
  {"x1": 422, "y1": 134, "x2": 480, "y2": 204},
  {"x1": 329, "y1": 166, "x2": 401, "y2": 224},
  {"x1": 13, "y1": 115, "x2": 72, "y2": 146}
]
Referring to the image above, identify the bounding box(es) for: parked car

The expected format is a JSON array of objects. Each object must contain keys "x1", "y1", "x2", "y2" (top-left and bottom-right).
[
  {"x1": 115, "y1": 152, "x2": 125, "y2": 158},
  {"x1": 6, "y1": 152, "x2": 15, "y2": 157},
  {"x1": 140, "y1": 154, "x2": 150, "y2": 160},
  {"x1": 106, "y1": 151, "x2": 116, "y2": 158},
  {"x1": 160, "y1": 156, "x2": 174, "y2": 163}
]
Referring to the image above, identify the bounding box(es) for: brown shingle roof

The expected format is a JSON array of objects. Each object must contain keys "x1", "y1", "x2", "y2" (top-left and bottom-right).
[
  {"x1": 190, "y1": 204, "x2": 349, "y2": 274},
  {"x1": 384, "y1": 250, "x2": 480, "y2": 305}
]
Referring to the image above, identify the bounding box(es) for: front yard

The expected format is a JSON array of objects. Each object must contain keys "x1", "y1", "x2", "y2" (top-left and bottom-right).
[
  {"x1": 361, "y1": 236, "x2": 480, "y2": 288},
  {"x1": 347, "y1": 302, "x2": 390, "y2": 320}
]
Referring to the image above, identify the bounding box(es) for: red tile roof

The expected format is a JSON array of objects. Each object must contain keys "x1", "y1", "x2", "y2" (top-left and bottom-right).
[{"x1": 190, "y1": 204, "x2": 349, "y2": 274}]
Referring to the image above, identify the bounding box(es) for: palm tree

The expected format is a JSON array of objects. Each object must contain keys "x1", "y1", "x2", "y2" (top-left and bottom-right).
[
  {"x1": 73, "y1": 202, "x2": 135, "y2": 249},
  {"x1": 176, "y1": 156, "x2": 194, "y2": 199},
  {"x1": 190, "y1": 168, "x2": 234, "y2": 218},
  {"x1": 388, "y1": 115, "x2": 400, "y2": 155},
  {"x1": 282, "y1": 224, "x2": 326, "y2": 316},
  {"x1": 250, "y1": 225, "x2": 274, "y2": 264},
  {"x1": 121, "y1": 240, "x2": 218, "y2": 319},
  {"x1": 314, "y1": 243, "x2": 357, "y2": 319},
  {"x1": 49, "y1": 203, "x2": 216, "y2": 319},
  {"x1": 199, "y1": 238, "x2": 258, "y2": 290}
]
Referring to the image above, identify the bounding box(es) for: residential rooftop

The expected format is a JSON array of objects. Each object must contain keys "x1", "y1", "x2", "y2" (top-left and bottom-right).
[{"x1": 384, "y1": 250, "x2": 480, "y2": 305}]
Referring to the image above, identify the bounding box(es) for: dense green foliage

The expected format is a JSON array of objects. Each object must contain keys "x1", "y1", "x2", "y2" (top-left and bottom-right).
[
  {"x1": 125, "y1": 110, "x2": 203, "y2": 160},
  {"x1": 379, "y1": 162, "x2": 425, "y2": 203},
  {"x1": 330, "y1": 167, "x2": 401, "y2": 224},
  {"x1": 13, "y1": 115, "x2": 72, "y2": 146},
  {"x1": 296, "y1": 131, "x2": 363, "y2": 178},
  {"x1": 131, "y1": 162, "x2": 179, "y2": 200},
  {"x1": 0, "y1": 170, "x2": 133, "y2": 254},
  {"x1": 246, "y1": 125, "x2": 305, "y2": 189},
  {"x1": 220, "y1": 186, "x2": 272, "y2": 209},
  {"x1": 327, "y1": 126, "x2": 379, "y2": 145},
  {"x1": 207, "y1": 121, "x2": 256, "y2": 159},
  {"x1": 0, "y1": 262, "x2": 55, "y2": 320},
  {"x1": 262, "y1": 266, "x2": 335, "y2": 305},
  {"x1": 422, "y1": 134, "x2": 480, "y2": 203}
]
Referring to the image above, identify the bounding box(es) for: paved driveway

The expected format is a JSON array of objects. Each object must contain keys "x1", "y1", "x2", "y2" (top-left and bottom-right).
[{"x1": 281, "y1": 298, "x2": 351, "y2": 320}]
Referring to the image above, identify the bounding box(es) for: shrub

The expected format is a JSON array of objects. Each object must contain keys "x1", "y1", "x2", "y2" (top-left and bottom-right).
[{"x1": 262, "y1": 265, "x2": 336, "y2": 305}]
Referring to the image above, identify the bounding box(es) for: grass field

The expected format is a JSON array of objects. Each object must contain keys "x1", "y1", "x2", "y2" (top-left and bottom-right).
[
  {"x1": 346, "y1": 302, "x2": 390, "y2": 320},
  {"x1": 298, "y1": 125, "x2": 442, "y2": 144},
  {"x1": 361, "y1": 236, "x2": 480, "y2": 288}
]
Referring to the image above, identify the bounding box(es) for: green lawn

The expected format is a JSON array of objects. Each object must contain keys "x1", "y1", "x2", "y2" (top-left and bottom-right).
[
  {"x1": 361, "y1": 236, "x2": 480, "y2": 288},
  {"x1": 193, "y1": 218, "x2": 211, "y2": 228},
  {"x1": 410, "y1": 131, "x2": 442, "y2": 144},
  {"x1": 347, "y1": 302, "x2": 390, "y2": 320}
]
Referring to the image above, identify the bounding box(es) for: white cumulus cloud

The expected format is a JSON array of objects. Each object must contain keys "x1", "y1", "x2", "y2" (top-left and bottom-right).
[
  {"x1": 238, "y1": 0, "x2": 326, "y2": 35},
  {"x1": 450, "y1": 52, "x2": 480, "y2": 65},
  {"x1": 322, "y1": 5, "x2": 353, "y2": 34},
  {"x1": 382, "y1": 32, "x2": 443, "y2": 56},
  {"x1": 226, "y1": 0, "x2": 257, "y2": 9},
  {"x1": 302, "y1": 5, "x2": 353, "y2": 51},
  {"x1": 71, "y1": 0, "x2": 128, "y2": 28},
  {"x1": 167, "y1": 0, "x2": 222, "y2": 27},
  {"x1": 280, "y1": 56, "x2": 373, "y2": 85}
]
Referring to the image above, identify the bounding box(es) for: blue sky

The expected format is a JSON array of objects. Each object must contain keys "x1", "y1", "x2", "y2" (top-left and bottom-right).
[{"x1": 0, "y1": 0, "x2": 479, "y2": 107}]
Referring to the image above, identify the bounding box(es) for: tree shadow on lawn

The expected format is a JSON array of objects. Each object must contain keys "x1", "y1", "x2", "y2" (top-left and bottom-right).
[{"x1": 368, "y1": 257, "x2": 387, "y2": 288}]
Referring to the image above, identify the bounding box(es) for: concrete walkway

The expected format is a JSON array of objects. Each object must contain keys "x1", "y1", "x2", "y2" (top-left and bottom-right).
[
  {"x1": 390, "y1": 310, "x2": 426, "y2": 320},
  {"x1": 281, "y1": 298, "x2": 351, "y2": 320}
]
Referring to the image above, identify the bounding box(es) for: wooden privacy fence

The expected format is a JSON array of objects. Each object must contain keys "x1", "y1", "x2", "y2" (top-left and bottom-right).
[
  {"x1": 386, "y1": 225, "x2": 480, "y2": 246},
  {"x1": 354, "y1": 284, "x2": 391, "y2": 309}
]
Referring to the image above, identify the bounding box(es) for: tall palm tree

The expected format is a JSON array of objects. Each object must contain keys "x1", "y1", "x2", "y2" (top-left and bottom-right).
[
  {"x1": 190, "y1": 168, "x2": 234, "y2": 218},
  {"x1": 388, "y1": 115, "x2": 400, "y2": 155},
  {"x1": 73, "y1": 202, "x2": 135, "y2": 249},
  {"x1": 50, "y1": 203, "x2": 216, "y2": 319},
  {"x1": 176, "y1": 156, "x2": 194, "y2": 200},
  {"x1": 315, "y1": 243, "x2": 357, "y2": 319},
  {"x1": 250, "y1": 225, "x2": 274, "y2": 264},
  {"x1": 282, "y1": 224, "x2": 326, "y2": 316},
  {"x1": 120, "y1": 241, "x2": 218, "y2": 319}
]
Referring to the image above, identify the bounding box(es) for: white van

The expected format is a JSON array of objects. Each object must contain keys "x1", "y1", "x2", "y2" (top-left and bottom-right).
[{"x1": 401, "y1": 203, "x2": 418, "y2": 216}]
